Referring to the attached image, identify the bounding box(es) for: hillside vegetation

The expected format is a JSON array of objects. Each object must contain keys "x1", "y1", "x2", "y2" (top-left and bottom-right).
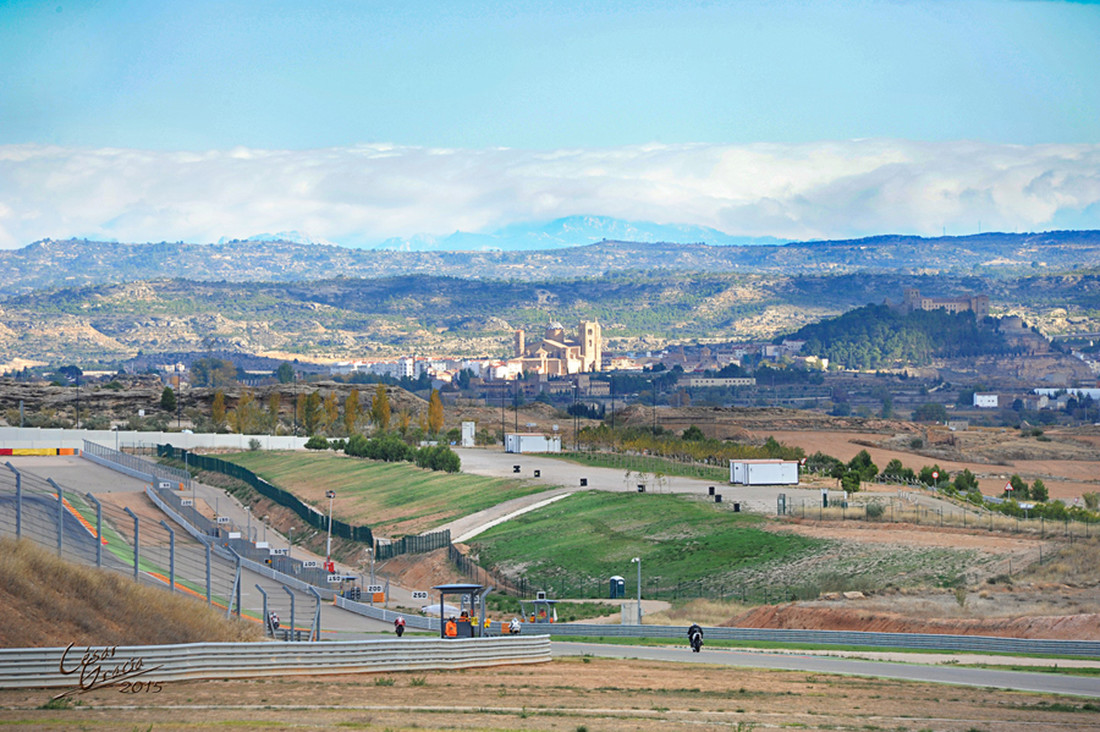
[
  {"x1": 467, "y1": 491, "x2": 823, "y2": 599},
  {"x1": 0, "y1": 537, "x2": 260, "y2": 647},
  {"x1": 4, "y1": 261, "x2": 1100, "y2": 365}
]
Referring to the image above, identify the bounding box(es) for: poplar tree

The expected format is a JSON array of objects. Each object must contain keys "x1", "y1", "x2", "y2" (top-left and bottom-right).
[
  {"x1": 371, "y1": 383, "x2": 391, "y2": 432},
  {"x1": 344, "y1": 389, "x2": 360, "y2": 436},
  {"x1": 211, "y1": 390, "x2": 226, "y2": 430},
  {"x1": 428, "y1": 389, "x2": 444, "y2": 435}
]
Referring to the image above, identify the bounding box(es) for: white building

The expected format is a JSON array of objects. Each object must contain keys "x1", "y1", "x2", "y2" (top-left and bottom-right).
[
  {"x1": 973, "y1": 393, "x2": 999, "y2": 409},
  {"x1": 729, "y1": 459, "x2": 799, "y2": 486},
  {"x1": 505, "y1": 433, "x2": 561, "y2": 454}
]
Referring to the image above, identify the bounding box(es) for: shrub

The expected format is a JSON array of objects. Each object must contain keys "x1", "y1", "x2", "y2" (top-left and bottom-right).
[
  {"x1": 304, "y1": 435, "x2": 329, "y2": 450},
  {"x1": 248, "y1": 438, "x2": 261, "y2": 451},
  {"x1": 865, "y1": 501, "x2": 885, "y2": 520}
]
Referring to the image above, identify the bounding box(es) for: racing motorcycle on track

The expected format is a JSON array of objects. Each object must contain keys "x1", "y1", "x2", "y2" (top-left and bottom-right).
[{"x1": 688, "y1": 623, "x2": 703, "y2": 653}]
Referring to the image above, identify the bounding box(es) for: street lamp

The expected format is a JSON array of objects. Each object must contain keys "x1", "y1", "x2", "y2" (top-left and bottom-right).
[
  {"x1": 631, "y1": 557, "x2": 641, "y2": 625},
  {"x1": 262, "y1": 515, "x2": 269, "y2": 543},
  {"x1": 288, "y1": 526, "x2": 295, "y2": 559},
  {"x1": 325, "y1": 490, "x2": 336, "y2": 565}
]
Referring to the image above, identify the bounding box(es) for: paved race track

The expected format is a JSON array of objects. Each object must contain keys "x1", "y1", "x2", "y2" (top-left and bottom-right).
[{"x1": 553, "y1": 641, "x2": 1100, "y2": 698}]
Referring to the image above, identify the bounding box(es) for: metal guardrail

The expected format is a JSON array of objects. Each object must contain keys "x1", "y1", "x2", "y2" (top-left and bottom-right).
[
  {"x1": 335, "y1": 595, "x2": 439, "y2": 631},
  {"x1": 0, "y1": 636, "x2": 552, "y2": 690},
  {"x1": 83, "y1": 441, "x2": 190, "y2": 490},
  {"x1": 524, "y1": 623, "x2": 1100, "y2": 657}
]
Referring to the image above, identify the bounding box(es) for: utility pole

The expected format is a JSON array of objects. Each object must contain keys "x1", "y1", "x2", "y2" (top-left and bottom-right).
[
  {"x1": 631, "y1": 556, "x2": 642, "y2": 625},
  {"x1": 325, "y1": 490, "x2": 336, "y2": 567}
]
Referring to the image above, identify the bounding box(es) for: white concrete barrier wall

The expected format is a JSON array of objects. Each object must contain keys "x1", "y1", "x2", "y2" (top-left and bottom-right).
[
  {"x1": 0, "y1": 427, "x2": 308, "y2": 451},
  {"x1": 0, "y1": 636, "x2": 552, "y2": 690}
]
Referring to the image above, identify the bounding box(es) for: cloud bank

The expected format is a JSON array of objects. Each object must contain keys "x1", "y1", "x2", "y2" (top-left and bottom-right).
[{"x1": 1, "y1": 140, "x2": 1098, "y2": 249}]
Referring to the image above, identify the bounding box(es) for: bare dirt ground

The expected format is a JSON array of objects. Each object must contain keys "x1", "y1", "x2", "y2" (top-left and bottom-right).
[
  {"x1": 755, "y1": 427, "x2": 1100, "y2": 501},
  {"x1": 3, "y1": 657, "x2": 1099, "y2": 731}
]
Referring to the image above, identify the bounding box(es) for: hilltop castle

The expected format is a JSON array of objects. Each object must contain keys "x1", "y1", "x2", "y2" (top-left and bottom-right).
[{"x1": 901, "y1": 288, "x2": 989, "y2": 319}]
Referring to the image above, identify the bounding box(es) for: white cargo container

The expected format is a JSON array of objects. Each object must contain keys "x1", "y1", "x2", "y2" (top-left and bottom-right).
[
  {"x1": 729, "y1": 459, "x2": 799, "y2": 485},
  {"x1": 505, "y1": 433, "x2": 562, "y2": 454}
]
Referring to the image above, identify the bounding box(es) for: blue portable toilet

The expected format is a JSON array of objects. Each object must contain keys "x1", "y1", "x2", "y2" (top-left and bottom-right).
[{"x1": 609, "y1": 575, "x2": 625, "y2": 599}]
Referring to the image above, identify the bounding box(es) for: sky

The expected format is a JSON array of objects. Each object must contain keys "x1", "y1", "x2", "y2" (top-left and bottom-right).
[{"x1": 1, "y1": 0, "x2": 1099, "y2": 248}]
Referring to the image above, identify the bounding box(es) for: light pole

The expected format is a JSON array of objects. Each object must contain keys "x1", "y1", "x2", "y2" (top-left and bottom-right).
[
  {"x1": 245, "y1": 506, "x2": 252, "y2": 543},
  {"x1": 289, "y1": 526, "x2": 295, "y2": 559},
  {"x1": 262, "y1": 515, "x2": 268, "y2": 543},
  {"x1": 631, "y1": 556, "x2": 641, "y2": 625},
  {"x1": 325, "y1": 490, "x2": 336, "y2": 565}
]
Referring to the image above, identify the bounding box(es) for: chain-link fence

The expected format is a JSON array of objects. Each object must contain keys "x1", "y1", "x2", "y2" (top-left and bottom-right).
[{"x1": 1, "y1": 456, "x2": 344, "y2": 636}]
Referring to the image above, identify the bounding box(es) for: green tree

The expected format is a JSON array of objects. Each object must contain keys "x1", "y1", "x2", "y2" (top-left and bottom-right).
[
  {"x1": 840, "y1": 470, "x2": 861, "y2": 493},
  {"x1": 371, "y1": 383, "x2": 391, "y2": 431},
  {"x1": 682, "y1": 425, "x2": 705, "y2": 441},
  {"x1": 211, "y1": 390, "x2": 226, "y2": 430},
  {"x1": 1030, "y1": 478, "x2": 1048, "y2": 502},
  {"x1": 1009, "y1": 474, "x2": 1030, "y2": 500},
  {"x1": 231, "y1": 388, "x2": 265, "y2": 434},
  {"x1": 344, "y1": 389, "x2": 361, "y2": 435},
  {"x1": 919, "y1": 464, "x2": 948, "y2": 487},
  {"x1": 847, "y1": 449, "x2": 878, "y2": 482},
  {"x1": 302, "y1": 391, "x2": 324, "y2": 435},
  {"x1": 276, "y1": 362, "x2": 295, "y2": 384},
  {"x1": 160, "y1": 386, "x2": 177, "y2": 413},
  {"x1": 882, "y1": 458, "x2": 915, "y2": 483},
  {"x1": 191, "y1": 358, "x2": 237, "y2": 388},
  {"x1": 267, "y1": 392, "x2": 281, "y2": 433},
  {"x1": 953, "y1": 468, "x2": 979, "y2": 494},
  {"x1": 323, "y1": 392, "x2": 339, "y2": 434},
  {"x1": 912, "y1": 402, "x2": 948, "y2": 423}
]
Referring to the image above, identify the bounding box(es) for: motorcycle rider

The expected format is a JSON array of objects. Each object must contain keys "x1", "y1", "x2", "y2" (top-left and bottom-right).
[
  {"x1": 687, "y1": 622, "x2": 703, "y2": 651},
  {"x1": 394, "y1": 616, "x2": 406, "y2": 637}
]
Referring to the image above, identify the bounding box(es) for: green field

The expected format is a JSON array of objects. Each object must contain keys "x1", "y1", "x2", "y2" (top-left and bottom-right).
[
  {"x1": 549, "y1": 451, "x2": 729, "y2": 483},
  {"x1": 224, "y1": 451, "x2": 548, "y2": 536},
  {"x1": 468, "y1": 491, "x2": 823, "y2": 599}
]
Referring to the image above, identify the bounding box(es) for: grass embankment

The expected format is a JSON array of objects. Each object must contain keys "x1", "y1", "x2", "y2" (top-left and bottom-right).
[
  {"x1": 0, "y1": 537, "x2": 260, "y2": 647},
  {"x1": 549, "y1": 451, "x2": 729, "y2": 483},
  {"x1": 224, "y1": 451, "x2": 547, "y2": 536},
  {"x1": 469, "y1": 491, "x2": 822, "y2": 599}
]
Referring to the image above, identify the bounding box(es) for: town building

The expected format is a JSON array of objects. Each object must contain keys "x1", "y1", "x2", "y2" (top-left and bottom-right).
[{"x1": 513, "y1": 320, "x2": 602, "y2": 376}]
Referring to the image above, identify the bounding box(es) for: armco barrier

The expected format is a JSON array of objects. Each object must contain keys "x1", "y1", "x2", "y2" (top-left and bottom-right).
[
  {"x1": 0, "y1": 636, "x2": 552, "y2": 690},
  {"x1": 336, "y1": 595, "x2": 439, "y2": 631},
  {"x1": 524, "y1": 623, "x2": 1100, "y2": 657}
]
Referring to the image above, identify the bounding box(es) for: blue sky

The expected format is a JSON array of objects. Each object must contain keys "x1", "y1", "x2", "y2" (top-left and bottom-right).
[{"x1": 1, "y1": 0, "x2": 1098, "y2": 247}]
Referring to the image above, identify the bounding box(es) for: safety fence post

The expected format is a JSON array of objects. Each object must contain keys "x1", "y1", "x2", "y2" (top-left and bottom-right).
[
  {"x1": 4, "y1": 463, "x2": 20, "y2": 539},
  {"x1": 256, "y1": 585, "x2": 270, "y2": 636},
  {"x1": 47, "y1": 478, "x2": 65, "y2": 557},
  {"x1": 283, "y1": 586, "x2": 296, "y2": 642},
  {"x1": 85, "y1": 492, "x2": 102, "y2": 568},
  {"x1": 123, "y1": 507, "x2": 139, "y2": 581},
  {"x1": 159, "y1": 520, "x2": 175, "y2": 592},
  {"x1": 309, "y1": 586, "x2": 322, "y2": 642}
]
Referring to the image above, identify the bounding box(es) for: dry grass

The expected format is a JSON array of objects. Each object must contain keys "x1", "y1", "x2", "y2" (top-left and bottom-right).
[
  {"x1": 1022, "y1": 536, "x2": 1100, "y2": 586},
  {"x1": 644, "y1": 597, "x2": 751, "y2": 626},
  {"x1": 0, "y1": 537, "x2": 261, "y2": 648}
]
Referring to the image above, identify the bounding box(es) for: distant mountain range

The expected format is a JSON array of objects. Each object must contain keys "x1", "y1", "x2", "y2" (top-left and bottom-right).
[
  {"x1": 372, "y1": 215, "x2": 790, "y2": 251},
  {"x1": 2, "y1": 229, "x2": 1099, "y2": 299}
]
